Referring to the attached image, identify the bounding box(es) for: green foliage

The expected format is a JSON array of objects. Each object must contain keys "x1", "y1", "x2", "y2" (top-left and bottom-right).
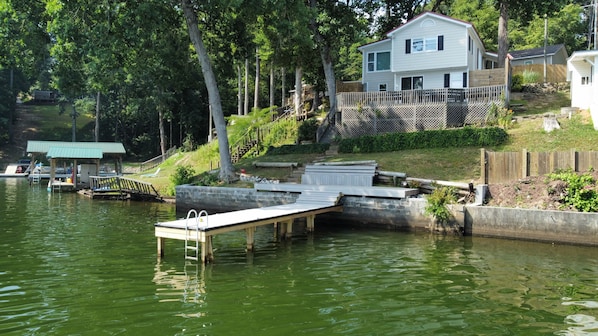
[
  {"x1": 424, "y1": 187, "x2": 458, "y2": 224},
  {"x1": 549, "y1": 170, "x2": 598, "y2": 212},
  {"x1": 522, "y1": 70, "x2": 540, "y2": 84},
  {"x1": 195, "y1": 172, "x2": 220, "y2": 187},
  {"x1": 265, "y1": 143, "x2": 330, "y2": 155},
  {"x1": 338, "y1": 127, "x2": 508, "y2": 154},
  {"x1": 511, "y1": 74, "x2": 523, "y2": 92},
  {"x1": 298, "y1": 118, "x2": 319, "y2": 142},
  {"x1": 486, "y1": 103, "x2": 514, "y2": 129},
  {"x1": 167, "y1": 165, "x2": 196, "y2": 196}
]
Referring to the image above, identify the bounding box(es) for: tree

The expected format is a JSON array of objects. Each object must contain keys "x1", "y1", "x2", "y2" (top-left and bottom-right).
[
  {"x1": 181, "y1": 0, "x2": 235, "y2": 182},
  {"x1": 494, "y1": 0, "x2": 567, "y2": 67}
]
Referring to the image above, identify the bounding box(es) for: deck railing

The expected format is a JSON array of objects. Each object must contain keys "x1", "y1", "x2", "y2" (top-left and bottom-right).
[{"x1": 337, "y1": 85, "x2": 505, "y2": 107}]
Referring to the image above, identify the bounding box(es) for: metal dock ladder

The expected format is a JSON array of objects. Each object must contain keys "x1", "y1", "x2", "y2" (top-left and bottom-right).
[{"x1": 184, "y1": 209, "x2": 208, "y2": 261}]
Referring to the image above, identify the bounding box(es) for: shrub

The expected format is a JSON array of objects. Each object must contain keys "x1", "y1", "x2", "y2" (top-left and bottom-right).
[
  {"x1": 424, "y1": 186, "x2": 458, "y2": 224},
  {"x1": 522, "y1": 70, "x2": 540, "y2": 84},
  {"x1": 265, "y1": 143, "x2": 329, "y2": 155},
  {"x1": 511, "y1": 74, "x2": 523, "y2": 92},
  {"x1": 298, "y1": 118, "x2": 319, "y2": 142},
  {"x1": 549, "y1": 170, "x2": 598, "y2": 212},
  {"x1": 337, "y1": 127, "x2": 508, "y2": 153}
]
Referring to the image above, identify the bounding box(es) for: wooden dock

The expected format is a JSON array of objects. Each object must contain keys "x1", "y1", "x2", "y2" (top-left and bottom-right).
[
  {"x1": 155, "y1": 191, "x2": 343, "y2": 263},
  {"x1": 80, "y1": 176, "x2": 162, "y2": 201}
]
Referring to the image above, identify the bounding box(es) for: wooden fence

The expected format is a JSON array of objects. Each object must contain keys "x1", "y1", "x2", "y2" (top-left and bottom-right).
[
  {"x1": 512, "y1": 64, "x2": 567, "y2": 83},
  {"x1": 481, "y1": 149, "x2": 598, "y2": 184}
]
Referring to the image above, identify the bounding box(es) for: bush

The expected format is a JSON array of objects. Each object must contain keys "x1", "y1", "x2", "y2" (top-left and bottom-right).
[
  {"x1": 167, "y1": 165, "x2": 196, "y2": 195},
  {"x1": 522, "y1": 70, "x2": 540, "y2": 84},
  {"x1": 337, "y1": 127, "x2": 508, "y2": 154},
  {"x1": 549, "y1": 170, "x2": 598, "y2": 212},
  {"x1": 424, "y1": 186, "x2": 458, "y2": 224},
  {"x1": 511, "y1": 74, "x2": 523, "y2": 92},
  {"x1": 298, "y1": 118, "x2": 319, "y2": 142},
  {"x1": 265, "y1": 143, "x2": 330, "y2": 155}
]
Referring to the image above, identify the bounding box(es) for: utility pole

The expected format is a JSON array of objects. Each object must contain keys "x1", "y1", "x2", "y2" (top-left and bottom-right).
[{"x1": 543, "y1": 14, "x2": 548, "y2": 83}]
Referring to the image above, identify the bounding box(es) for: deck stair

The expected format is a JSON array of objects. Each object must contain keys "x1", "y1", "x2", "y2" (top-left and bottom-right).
[
  {"x1": 295, "y1": 190, "x2": 343, "y2": 206},
  {"x1": 231, "y1": 139, "x2": 258, "y2": 163}
]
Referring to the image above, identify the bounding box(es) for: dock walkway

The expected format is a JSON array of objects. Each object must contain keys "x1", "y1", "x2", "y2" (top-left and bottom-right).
[{"x1": 155, "y1": 191, "x2": 343, "y2": 262}]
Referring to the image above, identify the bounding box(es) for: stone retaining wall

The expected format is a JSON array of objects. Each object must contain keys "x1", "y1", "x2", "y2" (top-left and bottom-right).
[{"x1": 176, "y1": 185, "x2": 598, "y2": 246}]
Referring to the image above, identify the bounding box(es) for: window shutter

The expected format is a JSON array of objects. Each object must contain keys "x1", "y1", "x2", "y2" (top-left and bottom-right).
[
  {"x1": 405, "y1": 39, "x2": 411, "y2": 54},
  {"x1": 462, "y1": 72, "x2": 468, "y2": 88},
  {"x1": 444, "y1": 74, "x2": 450, "y2": 88},
  {"x1": 438, "y1": 35, "x2": 444, "y2": 51}
]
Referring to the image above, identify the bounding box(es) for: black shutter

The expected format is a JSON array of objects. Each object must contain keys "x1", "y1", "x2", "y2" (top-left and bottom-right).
[
  {"x1": 438, "y1": 35, "x2": 444, "y2": 51},
  {"x1": 462, "y1": 72, "x2": 468, "y2": 88},
  {"x1": 405, "y1": 39, "x2": 411, "y2": 54},
  {"x1": 444, "y1": 74, "x2": 450, "y2": 88}
]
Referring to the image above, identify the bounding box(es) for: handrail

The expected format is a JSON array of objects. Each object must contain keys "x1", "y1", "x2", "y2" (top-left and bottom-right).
[{"x1": 140, "y1": 146, "x2": 177, "y2": 172}]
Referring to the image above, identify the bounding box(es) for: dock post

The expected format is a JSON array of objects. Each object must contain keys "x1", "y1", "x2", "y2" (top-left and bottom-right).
[
  {"x1": 306, "y1": 215, "x2": 315, "y2": 232},
  {"x1": 246, "y1": 227, "x2": 255, "y2": 251},
  {"x1": 284, "y1": 220, "x2": 293, "y2": 239},
  {"x1": 157, "y1": 237, "x2": 165, "y2": 258},
  {"x1": 201, "y1": 236, "x2": 213, "y2": 263}
]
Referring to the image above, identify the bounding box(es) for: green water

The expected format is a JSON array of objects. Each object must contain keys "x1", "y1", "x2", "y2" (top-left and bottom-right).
[{"x1": 1, "y1": 178, "x2": 597, "y2": 335}]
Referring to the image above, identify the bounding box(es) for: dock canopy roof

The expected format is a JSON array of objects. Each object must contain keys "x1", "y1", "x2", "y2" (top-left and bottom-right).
[
  {"x1": 46, "y1": 147, "x2": 103, "y2": 160},
  {"x1": 27, "y1": 141, "x2": 126, "y2": 155}
]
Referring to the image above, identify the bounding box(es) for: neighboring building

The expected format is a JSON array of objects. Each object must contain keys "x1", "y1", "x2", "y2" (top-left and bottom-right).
[
  {"x1": 358, "y1": 12, "x2": 497, "y2": 92},
  {"x1": 508, "y1": 44, "x2": 568, "y2": 66},
  {"x1": 567, "y1": 50, "x2": 598, "y2": 128}
]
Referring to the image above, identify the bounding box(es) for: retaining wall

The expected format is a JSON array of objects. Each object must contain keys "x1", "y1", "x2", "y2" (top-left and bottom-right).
[{"x1": 176, "y1": 185, "x2": 598, "y2": 246}]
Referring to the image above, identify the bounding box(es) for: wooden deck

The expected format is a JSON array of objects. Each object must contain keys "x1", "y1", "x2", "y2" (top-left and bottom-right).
[{"x1": 155, "y1": 191, "x2": 343, "y2": 263}]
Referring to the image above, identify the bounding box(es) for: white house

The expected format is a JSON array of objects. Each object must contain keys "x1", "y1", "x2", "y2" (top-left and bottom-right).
[
  {"x1": 567, "y1": 50, "x2": 598, "y2": 128},
  {"x1": 358, "y1": 12, "x2": 497, "y2": 92}
]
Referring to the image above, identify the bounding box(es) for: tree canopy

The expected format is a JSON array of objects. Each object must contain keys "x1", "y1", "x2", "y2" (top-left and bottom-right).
[{"x1": 0, "y1": 0, "x2": 591, "y2": 161}]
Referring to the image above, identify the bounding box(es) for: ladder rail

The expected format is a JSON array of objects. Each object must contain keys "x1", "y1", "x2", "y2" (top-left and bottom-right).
[{"x1": 184, "y1": 209, "x2": 209, "y2": 261}]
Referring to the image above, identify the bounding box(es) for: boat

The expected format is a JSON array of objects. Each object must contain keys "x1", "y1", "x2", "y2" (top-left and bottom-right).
[{"x1": 0, "y1": 161, "x2": 31, "y2": 178}]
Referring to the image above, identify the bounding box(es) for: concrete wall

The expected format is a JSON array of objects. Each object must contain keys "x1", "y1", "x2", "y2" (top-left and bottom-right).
[{"x1": 176, "y1": 185, "x2": 598, "y2": 246}]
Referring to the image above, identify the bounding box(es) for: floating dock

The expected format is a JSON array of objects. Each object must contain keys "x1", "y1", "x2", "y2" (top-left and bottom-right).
[{"x1": 155, "y1": 191, "x2": 343, "y2": 263}]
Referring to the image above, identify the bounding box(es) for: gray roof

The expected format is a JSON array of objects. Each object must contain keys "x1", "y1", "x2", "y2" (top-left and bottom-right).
[
  {"x1": 46, "y1": 146, "x2": 103, "y2": 159},
  {"x1": 509, "y1": 44, "x2": 566, "y2": 60},
  {"x1": 27, "y1": 141, "x2": 126, "y2": 155}
]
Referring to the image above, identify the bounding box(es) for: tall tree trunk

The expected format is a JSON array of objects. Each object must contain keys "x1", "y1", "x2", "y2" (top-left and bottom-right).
[
  {"x1": 308, "y1": 0, "x2": 337, "y2": 115},
  {"x1": 254, "y1": 47, "x2": 260, "y2": 110},
  {"x1": 294, "y1": 66, "x2": 302, "y2": 116},
  {"x1": 269, "y1": 63, "x2": 275, "y2": 109},
  {"x1": 281, "y1": 67, "x2": 286, "y2": 108},
  {"x1": 71, "y1": 102, "x2": 77, "y2": 142},
  {"x1": 95, "y1": 91, "x2": 100, "y2": 142},
  {"x1": 237, "y1": 63, "x2": 243, "y2": 115},
  {"x1": 497, "y1": 0, "x2": 509, "y2": 68},
  {"x1": 244, "y1": 58, "x2": 249, "y2": 116},
  {"x1": 181, "y1": 0, "x2": 235, "y2": 182},
  {"x1": 158, "y1": 106, "x2": 166, "y2": 158}
]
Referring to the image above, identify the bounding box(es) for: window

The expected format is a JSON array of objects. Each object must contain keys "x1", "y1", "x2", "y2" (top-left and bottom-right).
[
  {"x1": 367, "y1": 51, "x2": 390, "y2": 72},
  {"x1": 582, "y1": 76, "x2": 591, "y2": 85},
  {"x1": 401, "y1": 76, "x2": 423, "y2": 90},
  {"x1": 406, "y1": 35, "x2": 443, "y2": 54},
  {"x1": 379, "y1": 84, "x2": 387, "y2": 91},
  {"x1": 524, "y1": 60, "x2": 533, "y2": 65}
]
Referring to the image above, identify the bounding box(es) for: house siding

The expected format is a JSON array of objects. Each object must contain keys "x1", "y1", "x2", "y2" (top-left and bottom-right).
[
  {"x1": 360, "y1": 40, "x2": 394, "y2": 92},
  {"x1": 391, "y1": 17, "x2": 467, "y2": 73}
]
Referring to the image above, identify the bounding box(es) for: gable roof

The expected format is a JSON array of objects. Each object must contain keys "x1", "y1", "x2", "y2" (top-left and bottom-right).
[
  {"x1": 386, "y1": 11, "x2": 474, "y2": 37},
  {"x1": 508, "y1": 44, "x2": 567, "y2": 60}
]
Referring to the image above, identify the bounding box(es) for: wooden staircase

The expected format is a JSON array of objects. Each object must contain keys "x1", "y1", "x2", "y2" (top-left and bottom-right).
[{"x1": 231, "y1": 139, "x2": 258, "y2": 163}]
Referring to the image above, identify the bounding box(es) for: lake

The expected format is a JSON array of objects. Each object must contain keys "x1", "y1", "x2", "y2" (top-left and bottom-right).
[{"x1": 1, "y1": 178, "x2": 597, "y2": 335}]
